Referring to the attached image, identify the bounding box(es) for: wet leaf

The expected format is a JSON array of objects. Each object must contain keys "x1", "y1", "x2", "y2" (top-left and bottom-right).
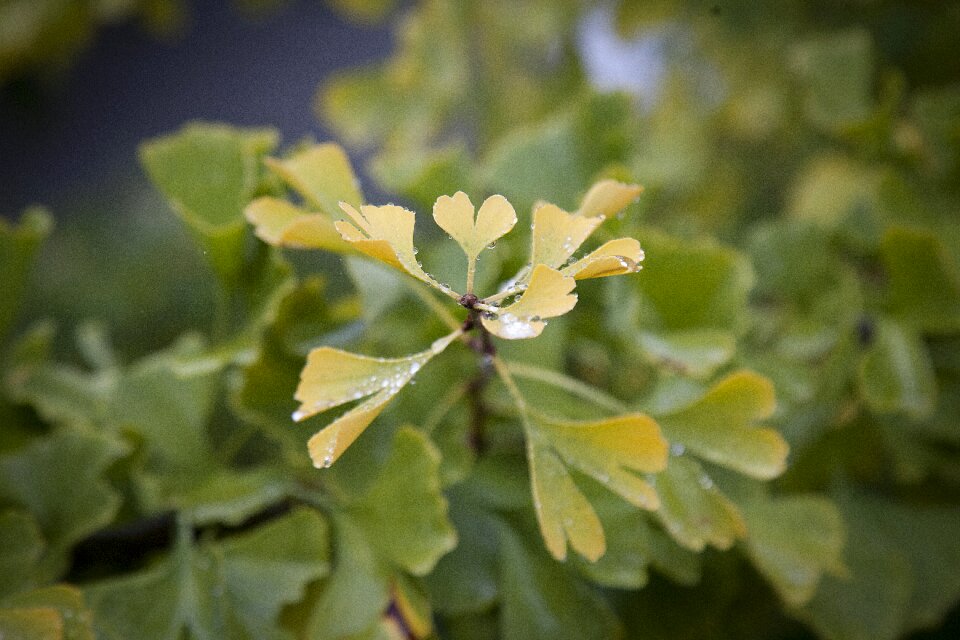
[
  {"x1": 294, "y1": 331, "x2": 459, "y2": 467},
  {"x1": 652, "y1": 456, "x2": 746, "y2": 552},
  {"x1": 432, "y1": 192, "x2": 516, "y2": 260},
  {"x1": 527, "y1": 412, "x2": 667, "y2": 561},
  {"x1": 482, "y1": 265, "x2": 577, "y2": 340},
  {"x1": 529, "y1": 204, "x2": 603, "y2": 271},
  {"x1": 336, "y1": 203, "x2": 439, "y2": 287},
  {"x1": 656, "y1": 371, "x2": 788, "y2": 480}
]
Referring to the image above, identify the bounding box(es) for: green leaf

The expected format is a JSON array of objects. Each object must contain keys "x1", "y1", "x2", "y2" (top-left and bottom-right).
[
  {"x1": 0, "y1": 208, "x2": 52, "y2": 344},
  {"x1": 859, "y1": 319, "x2": 937, "y2": 419},
  {"x1": 0, "y1": 510, "x2": 45, "y2": 599},
  {"x1": 214, "y1": 507, "x2": 332, "y2": 640},
  {"x1": 306, "y1": 515, "x2": 390, "y2": 640},
  {"x1": 796, "y1": 495, "x2": 912, "y2": 640},
  {"x1": 631, "y1": 230, "x2": 753, "y2": 377},
  {"x1": 880, "y1": 226, "x2": 960, "y2": 332},
  {"x1": 790, "y1": 29, "x2": 874, "y2": 131},
  {"x1": 651, "y1": 456, "x2": 746, "y2": 552},
  {"x1": 0, "y1": 430, "x2": 125, "y2": 579},
  {"x1": 424, "y1": 500, "x2": 501, "y2": 616},
  {"x1": 0, "y1": 585, "x2": 95, "y2": 640},
  {"x1": 172, "y1": 467, "x2": 291, "y2": 527},
  {"x1": 498, "y1": 523, "x2": 621, "y2": 640},
  {"x1": 345, "y1": 428, "x2": 457, "y2": 576},
  {"x1": 655, "y1": 371, "x2": 788, "y2": 480},
  {"x1": 483, "y1": 117, "x2": 586, "y2": 212},
  {"x1": 740, "y1": 494, "x2": 846, "y2": 607},
  {"x1": 140, "y1": 123, "x2": 278, "y2": 284},
  {"x1": 88, "y1": 509, "x2": 330, "y2": 640},
  {"x1": 108, "y1": 343, "x2": 222, "y2": 471}
]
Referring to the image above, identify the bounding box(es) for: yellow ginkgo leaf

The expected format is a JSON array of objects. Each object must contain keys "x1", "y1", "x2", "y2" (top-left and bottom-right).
[
  {"x1": 526, "y1": 411, "x2": 667, "y2": 561},
  {"x1": 528, "y1": 442, "x2": 606, "y2": 562},
  {"x1": 433, "y1": 191, "x2": 517, "y2": 260},
  {"x1": 536, "y1": 412, "x2": 667, "y2": 510},
  {"x1": 335, "y1": 202, "x2": 439, "y2": 287},
  {"x1": 265, "y1": 143, "x2": 362, "y2": 216},
  {"x1": 656, "y1": 371, "x2": 788, "y2": 480},
  {"x1": 563, "y1": 237, "x2": 645, "y2": 280},
  {"x1": 577, "y1": 180, "x2": 643, "y2": 219},
  {"x1": 481, "y1": 265, "x2": 577, "y2": 339},
  {"x1": 529, "y1": 204, "x2": 604, "y2": 270},
  {"x1": 245, "y1": 197, "x2": 350, "y2": 252},
  {"x1": 294, "y1": 331, "x2": 460, "y2": 467}
]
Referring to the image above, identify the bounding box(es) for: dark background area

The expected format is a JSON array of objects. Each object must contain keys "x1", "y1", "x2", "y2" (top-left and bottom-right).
[{"x1": 0, "y1": 0, "x2": 392, "y2": 217}]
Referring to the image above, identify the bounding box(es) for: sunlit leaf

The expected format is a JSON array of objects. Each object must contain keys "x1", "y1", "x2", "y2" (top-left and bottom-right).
[
  {"x1": 482, "y1": 265, "x2": 576, "y2": 340},
  {"x1": 656, "y1": 371, "x2": 788, "y2": 480},
  {"x1": 529, "y1": 204, "x2": 603, "y2": 270},
  {"x1": 294, "y1": 331, "x2": 460, "y2": 467},
  {"x1": 527, "y1": 412, "x2": 667, "y2": 561},
  {"x1": 336, "y1": 203, "x2": 439, "y2": 287},
  {"x1": 563, "y1": 237, "x2": 644, "y2": 280},
  {"x1": 527, "y1": 443, "x2": 605, "y2": 562},
  {"x1": 265, "y1": 143, "x2": 363, "y2": 216},
  {"x1": 576, "y1": 179, "x2": 642, "y2": 219},
  {"x1": 245, "y1": 197, "x2": 350, "y2": 252},
  {"x1": 432, "y1": 192, "x2": 516, "y2": 260}
]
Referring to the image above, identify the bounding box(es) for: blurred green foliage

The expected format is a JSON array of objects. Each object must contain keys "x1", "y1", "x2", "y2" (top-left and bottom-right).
[{"x1": 3, "y1": 0, "x2": 960, "y2": 639}]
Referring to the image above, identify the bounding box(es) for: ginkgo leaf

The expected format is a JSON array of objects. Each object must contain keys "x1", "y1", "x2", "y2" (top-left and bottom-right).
[
  {"x1": 335, "y1": 203, "x2": 439, "y2": 288},
  {"x1": 265, "y1": 143, "x2": 363, "y2": 216},
  {"x1": 245, "y1": 197, "x2": 350, "y2": 252},
  {"x1": 576, "y1": 180, "x2": 643, "y2": 219},
  {"x1": 482, "y1": 265, "x2": 577, "y2": 340},
  {"x1": 432, "y1": 192, "x2": 517, "y2": 260},
  {"x1": 656, "y1": 371, "x2": 788, "y2": 479},
  {"x1": 529, "y1": 204, "x2": 604, "y2": 270},
  {"x1": 293, "y1": 331, "x2": 460, "y2": 467},
  {"x1": 526, "y1": 412, "x2": 668, "y2": 561},
  {"x1": 528, "y1": 442, "x2": 605, "y2": 562},
  {"x1": 652, "y1": 456, "x2": 746, "y2": 551},
  {"x1": 563, "y1": 238, "x2": 644, "y2": 280}
]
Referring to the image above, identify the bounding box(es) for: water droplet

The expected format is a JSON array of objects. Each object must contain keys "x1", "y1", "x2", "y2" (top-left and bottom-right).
[
  {"x1": 487, "y1": 241, "x2": 497, "y2": 249},
  {"x1": 670, "y1": 443, "x2": 686, "y2": 456},
  {"x1": 292, "y1": 409, "x2": 306, "y2": 421},
  {"x1": 698, "y1": 475, "x2": 714, "y2": 490}
]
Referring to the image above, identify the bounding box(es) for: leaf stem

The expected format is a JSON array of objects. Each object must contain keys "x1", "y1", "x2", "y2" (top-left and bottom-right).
[
  {"x1": 482, "y1": 285, "x2": 525, "y2": 305},
  {"x1": 466, "y1": 256, "x2": 477, "y2": 294},
  {"x1": 491, "y1": 354, "x2": 530, "y2": 419},
  {"x1": 505, "y1": 361, "x2": 627, "y2": 414}
]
